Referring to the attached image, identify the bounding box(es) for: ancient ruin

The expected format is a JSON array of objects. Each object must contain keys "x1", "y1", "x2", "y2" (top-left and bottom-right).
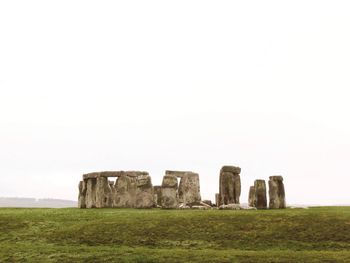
[
  {"x1": 218, "y1": 166, "x2": 241, "y2": 205},
  {"x1": 79, "y1": 171, "x2": 154, "y2": 209},
  {"x1": 157, "y1": 170, "x2": 202, "y2": 208},
  {"x1": 176, "y1": 172, "x2": 201, "y2": 206},
  {"x1": 160, "y1": 173, "x2": 179, "y2": 209},
  {"x1": 78, "y1": 181, "x2": 86, "y2": 208},
  {"x1": 78, "y1": 170, "x2": 202, "y2": 209},
  {"x1": 78, "y1": 166, "x2": 286, "y2": 210},
  {"x1": 153, "y1": 185, "x2": 162, "y2": 207},
  {"x1": 248, "y1": 186, "x2": 255, "y2": 207},
  {"x1": 253, "y1": 179, "x2": 267, "y2": 209},
  {"x1": 215, "y1": 193, "x2": 220, "y2": 207},
  {"x1": 269, "y1": 176, "x2": 286, "y2": 209}
]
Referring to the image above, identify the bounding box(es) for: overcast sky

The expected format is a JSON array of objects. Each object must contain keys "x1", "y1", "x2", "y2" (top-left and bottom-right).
[{"x1": 1, "y1": 1, "x2": 349, "y2": 205}]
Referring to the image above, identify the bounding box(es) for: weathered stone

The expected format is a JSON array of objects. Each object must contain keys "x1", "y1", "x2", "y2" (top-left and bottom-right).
[
  {"x1": 161, "y1": 175, "x2": 179, "y2": 209},
  {"x1": 109, "y1": 181, "x2": 116, "y2": 207},
  {"x1": 215, "y1": 193, "x2": 220, "y2": 207},
  {"x1": 239, "y1": 204, "x2": 257, "y2": 210},
  {"x1": 95, "y1": 177, "x2": 112, "y2": 208},
  {"x1": 219, "y1": 204, "x2": 256, "y2": 210},
  {"x1": 254, "y1": 180, "x2": 267, "y2": 209},
  {"x1": 83, "y1": 172, "x2": 100, "y2": 180},
  {"x1": 202, "y1": 200, "x2": 213, "y2": 207},
  {"x1": 179, "y1": 203, "x2": 190, "y2": 209},
  {"x1": 199, "y1": 201, "x2": 212, "y2": 208},
  {"x1": 78, "y1": 181, "x2": 87, "y2": 208},
  {"x1": 248, "y1": 186, "x2": 255, "y2": 207},
  {"x1": 220, "y1": 166, "x2": 241, "y2": 174},
  {"x1": 178, "y1": 172, "x2": 201, "y2": 206},
  {"x1": 270, "y1": 175, "x2": 283, "y2": 181},
  {"x1": 154, "y1": 194, "x2": 159, "y2": 207},
  {"x1": 162, "y1": 174, "x2": 178, "y2": 188},
  {"x1": 269, "y1": 176, "x2": 286, "y2": 209},
  {"x1": 85, "y1": 178, "x2": 97, "y2": 208},
  {"x1": 153, "y1": 186, "x2": 162, "y2": 207},
  {"x1": 219, "y1": 166, "x2": 241, "y2": 205},
  {"x1": 135, "y1": 174, "x2": 154, "y2": 208},
  {"x1": 80, "y1": 170, "x2": 157, "y2": 209},
  {"x1": 163, "y1": 170, "x2": 202, "y2": 207},
  {"x1": 114, "y1": 175, "x2": 137, "y2": 208},
  {"x1": 165, "y1": 170, "x2": 192, "y2": 178},
  {"x1": 219, "y1": 204, "x2": 242, "y2": 210},
  {"x1": 83, "y1": 171, "x2": 149, "y2": 180},
  {"x1": 191, "y1": 205, "x2": 210, "y2": 210},
  {"x1": 79, "y1": 168, "x2": 286, "y2": 212}
]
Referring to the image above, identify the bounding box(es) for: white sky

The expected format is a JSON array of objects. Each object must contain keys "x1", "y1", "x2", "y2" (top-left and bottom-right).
[{"x1": 0, "y1": 1, "x2": 349, "y2": 205}]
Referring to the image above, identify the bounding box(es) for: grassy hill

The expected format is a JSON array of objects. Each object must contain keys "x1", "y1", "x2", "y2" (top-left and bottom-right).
[{"x1": 0, "y1": 207, "x2": 349, "y2": 262}]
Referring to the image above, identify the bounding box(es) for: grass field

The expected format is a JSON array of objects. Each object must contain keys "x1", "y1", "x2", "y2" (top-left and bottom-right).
[{"x1": 0, "y1": 207, "x2": 349, "y2": 262}]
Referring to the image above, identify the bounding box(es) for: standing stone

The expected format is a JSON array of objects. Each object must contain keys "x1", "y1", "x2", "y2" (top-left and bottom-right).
[
  {"x1": 178, "y1": 172, "x2": 201, "y2": 206},
  {"x1": 78, "y1": 180, "x2": 87, "y2": 208},
  {"x1": 219, "y1": 166, "x2": 241, "y2": 205},
  {"x1": 153, "y1": 193, "x2": 158, "y2": 207},
  {"x1": 109, "y1": 181, "x2": 116, "y2": 208},
  {"x1": 161, "y1": 174, "x2": 179, "y2": 209},
  {"x1": 248, "y1": 186, "x2": 255, "y2": 207},
  {"x1": 80, "y1": 170, "x2": 155, "y2": 209},
  {"x1": 215, "y1": 193, "x2": 220, "y2": 207},
  {"x1": 114, "y1": 175, "x2": 137, "y2": 208},
  {"x1": 154, "y1": 186, "x2": 162, "y2": 207},
  {"x1": 95, "y1": 177, "x2": 112, "y2": 208},
  {"x1": 85, "y1": 178, "x2": 97, "y2": 208},
  {"x1": 135, "y1": 174, "x2": 154, "y2": 208},
  {"x1": 254, "y1": 180, "x2": 267, "y2": 209},
  {"x1": 269, "y1": 176, "x2": 286, "y2": 209}
]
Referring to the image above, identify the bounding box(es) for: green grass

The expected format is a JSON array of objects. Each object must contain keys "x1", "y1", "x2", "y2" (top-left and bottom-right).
[{"x1": 0, "y1": 207, "x2": 349, "y2": 262}]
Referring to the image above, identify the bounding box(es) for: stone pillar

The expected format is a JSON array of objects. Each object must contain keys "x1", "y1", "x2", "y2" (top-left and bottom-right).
[
  {"x1": 248, "y1": 186, "x2": 255, "y2": 207},
  {"x1": 154, "y1": 186, "x2": 162, "y2": 207},
  {"x1": 178, "y1": 172, "x2": 201, "y2": 206},
  {"x1": 254, "y1": 180, "x2": 267, "y2": 209},
  {"x1": 78, "y1": 180, "x2": 87, "y2": 208},
  {"x1": 219, "y1": 166, "x2": 241, "y2": 205},
  {"x1": 114, "y1": 175, "x2": 137, "y2": 208},
  {"x1": 161, "y1": 174, "x2": 179, "y2": 209},
  {"x1": 215, "y1": 193, "x2": 220, "y2": 207},
  {"x1": 95, "y1": 177, "x2": 112, "y2": 208},
  {"x1": 135, "y1": 174, "x2": 154, "y2": 208},
  {"x1": 85, "y1": 178, "x2": 97, "y2": 208},
  {"x1": 269, "y1": 176, "x2": 286, "y2": 209},
  {"x1": 109, "y1": 180, "x2": 116, "y2": 204}
]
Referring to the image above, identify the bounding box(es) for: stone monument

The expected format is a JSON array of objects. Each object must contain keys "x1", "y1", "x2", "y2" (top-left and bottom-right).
[
  {"x1": 269, "y1": 176, "x2": 286, "y2": 209},
  {"x1": 219, "y1": 166, "x2": 241, "y2": 205}
]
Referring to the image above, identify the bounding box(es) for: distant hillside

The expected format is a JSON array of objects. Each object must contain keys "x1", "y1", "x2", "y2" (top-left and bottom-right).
[{"x1": 0, "y1": 197, "x2": 77, "y2": 208}]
